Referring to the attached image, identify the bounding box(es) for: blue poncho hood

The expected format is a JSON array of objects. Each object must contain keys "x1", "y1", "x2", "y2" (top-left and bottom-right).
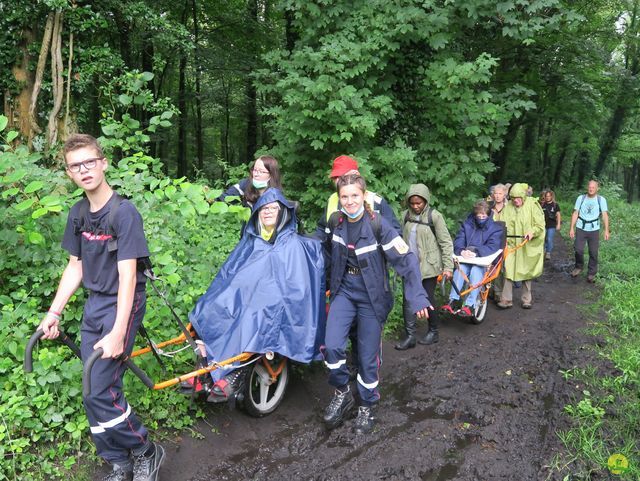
[{"x1": 189, "y1": 189, "x2": 325, "y2": 380}]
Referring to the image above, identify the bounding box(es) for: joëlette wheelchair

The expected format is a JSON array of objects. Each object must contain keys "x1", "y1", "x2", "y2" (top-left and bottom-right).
[
  {"x1": 24, "y1": 261, "x2": 289, "y2": 417},
  {"x1": 437, "y1": 224, "x2": 528, "y2": 324}
]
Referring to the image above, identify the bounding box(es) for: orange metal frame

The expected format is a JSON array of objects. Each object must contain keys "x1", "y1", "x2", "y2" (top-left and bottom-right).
[
  {"x1": 437, "y1": 238, "x2": 528, "y2": 302},
  {"x1": 127, "y1": 323, "x2": 258, "y2": 390}
]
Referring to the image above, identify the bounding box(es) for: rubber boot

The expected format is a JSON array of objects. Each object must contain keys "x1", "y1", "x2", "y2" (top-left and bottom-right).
[
  {"x1": 395, "y1": 304, "x2": 417, "y2": 350},
  {"x1": 418, "y1": 321, "x2": 439, "y2": 345}
]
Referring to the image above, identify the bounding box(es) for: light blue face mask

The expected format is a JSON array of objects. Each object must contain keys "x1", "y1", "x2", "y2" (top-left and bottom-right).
[
  {"x1": 341, "y1": 205, "x2": 365, "y2": 219},
  {"x1": 252, "y1": 179, "x2": 269, "y2": 189}
]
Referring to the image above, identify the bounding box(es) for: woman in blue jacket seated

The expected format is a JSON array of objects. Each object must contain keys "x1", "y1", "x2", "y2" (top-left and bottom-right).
[
  {"x1": 441, "y1": 200, "x2": 503, "y2": 317},
  {"x1": 189, "y1": 188, "x2": 325, "y2": 401},
  {"x1": 322, "y1": 174, "x2": 431, "y2": 435}
]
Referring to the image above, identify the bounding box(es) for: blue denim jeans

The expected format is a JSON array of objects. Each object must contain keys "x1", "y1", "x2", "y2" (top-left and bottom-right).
[
  {"x1": 545, "y1": 227, "x2": 556, "y2": 253},
  {"x1": 449, "y1": 263, "x2": 485, "y2": 306}
]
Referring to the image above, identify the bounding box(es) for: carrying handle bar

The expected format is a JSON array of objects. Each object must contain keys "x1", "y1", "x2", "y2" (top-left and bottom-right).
[
  {"x1": 83, "y1": 349, "x2": 155, "y2": 397},
  {"x1": 24, "y1": 328, "x2": 81, "y2": 373}
]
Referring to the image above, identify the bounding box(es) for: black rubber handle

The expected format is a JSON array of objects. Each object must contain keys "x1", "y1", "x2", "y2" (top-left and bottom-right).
[
  {"x1": 83, "y1": 348, "x2": 104, "y2": 397},
  {"x1": 24, "y1": 329, "x2": 44, "y2": 373},
  {"x1": 24, "y1": 328, "x2": 81, "y2": 373},
  {"x1": 83, "y1": 349, "x2": 155, "y2": 396}
]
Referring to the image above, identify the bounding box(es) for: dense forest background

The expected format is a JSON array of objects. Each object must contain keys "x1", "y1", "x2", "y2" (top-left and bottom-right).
[{"x1": 2, "y1": 0, "x2": 640, "y2": 218}]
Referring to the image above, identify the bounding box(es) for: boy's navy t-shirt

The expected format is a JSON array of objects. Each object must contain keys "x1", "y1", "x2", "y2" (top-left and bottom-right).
[{"x1": 62, "y1": 193, "x2": 150, "y2": 295}]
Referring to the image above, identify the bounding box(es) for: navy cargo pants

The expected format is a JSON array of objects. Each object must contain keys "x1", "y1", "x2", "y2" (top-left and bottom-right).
[
  {"x1": 323, "y1": 273, "x2": 382, "y2": 406},
  {"x1": 81, "y1": 291, "x2": 149, "y2": 464}
]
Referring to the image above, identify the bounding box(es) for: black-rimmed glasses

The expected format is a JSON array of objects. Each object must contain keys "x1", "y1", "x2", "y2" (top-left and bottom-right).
[{"x1": 66, "y1": 158, "x2": 102, "y2": 173}]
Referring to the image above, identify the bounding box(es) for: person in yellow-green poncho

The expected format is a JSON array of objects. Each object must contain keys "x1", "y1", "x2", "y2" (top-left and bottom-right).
[{"x1": 496, "y1": 183, "x2": 545, "y2": 309}]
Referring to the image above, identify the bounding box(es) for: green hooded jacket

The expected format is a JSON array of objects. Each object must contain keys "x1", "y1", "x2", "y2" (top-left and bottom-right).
[
  {"x1": 401, "y1": 184, "x2": 454, "y2": 279},
  {"x1": 500, "y1": 183, "x2": 545, "y2": 281}
]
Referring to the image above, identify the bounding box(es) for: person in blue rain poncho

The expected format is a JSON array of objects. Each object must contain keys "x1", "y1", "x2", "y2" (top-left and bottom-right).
[{"x1": 189, "y1": 188, "x2": 325, "y2": 400}]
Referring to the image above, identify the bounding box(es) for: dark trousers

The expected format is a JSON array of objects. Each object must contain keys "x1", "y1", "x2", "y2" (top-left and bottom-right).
[
  {"x1": 574, "y1": 228, "x2": 600, "y2": 276},
  {"x1": 81, "y1": 291, "x2": 149, "y2": 464},
  {"x1": 324, "y1": 273, "x2": 382, "y2": 406},
  {"x1": 403, "y1": 277, "x2": 437, "y2": 329}
]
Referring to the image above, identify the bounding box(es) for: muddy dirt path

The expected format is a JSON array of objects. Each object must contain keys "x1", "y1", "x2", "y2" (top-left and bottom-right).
[{"x1": 131, "y1": 239, "x2": 597, "y2": 480}]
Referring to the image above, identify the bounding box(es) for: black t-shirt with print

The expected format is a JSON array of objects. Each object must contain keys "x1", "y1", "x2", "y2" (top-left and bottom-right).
[
  {"x1": 62, "y1": 193, "x2": 150, "y2": 295},
  {"x1": 541, "y1": 201, "x2": 560, "y2": 229}
]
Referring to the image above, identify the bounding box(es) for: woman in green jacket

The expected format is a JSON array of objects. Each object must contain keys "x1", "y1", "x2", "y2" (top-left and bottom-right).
[
  {"x1": 496, "y1": 183, "x2": 545, "y2": 309},
  {"x1": 396, "y1": 184, "x2": 454, "y2": 349}
]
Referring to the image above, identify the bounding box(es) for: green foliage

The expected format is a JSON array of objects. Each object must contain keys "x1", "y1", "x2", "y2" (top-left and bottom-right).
[
  {"x1": 261, "y1": 0, "x2": 565, "y2": 223},
  {"x1": 0, "y1": 108, "x2": 246, "y2": 479},
  {"x1": 98, "y1": 71, "x2": 178, "y2": 156}
]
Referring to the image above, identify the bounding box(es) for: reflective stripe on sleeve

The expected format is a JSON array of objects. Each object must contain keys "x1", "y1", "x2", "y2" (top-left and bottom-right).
[{"x1": 381, "y1": 238, "x2": 397, "y2": 251}]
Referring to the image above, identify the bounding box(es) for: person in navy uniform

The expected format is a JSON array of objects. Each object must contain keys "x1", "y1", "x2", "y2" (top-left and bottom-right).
[
  {"x1": 322, "y1": 174, "x2": 431, "y2": 434},
  {"x1": 38, "y1": 134, "x2": 163, "y2": 481}
]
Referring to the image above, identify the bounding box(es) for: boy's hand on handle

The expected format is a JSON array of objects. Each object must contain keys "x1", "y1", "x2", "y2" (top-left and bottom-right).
[
  {"x1": 38, "y1": 313, "x2": 60, "y2": 340},
  {"x1": 94, "y1": 331, "x2": 125, "y2": 359}
]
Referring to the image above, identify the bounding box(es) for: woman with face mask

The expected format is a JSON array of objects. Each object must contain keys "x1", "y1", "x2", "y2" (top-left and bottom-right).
[
  {"x1": 217, "y1": 155, "x2": 283, "y2": 208},
  {"x1": 441, "y1": 200, "x2": 504, "y2": 317},
  {"x1": 322, "y1": 174, "x2": 431, "y2": 435}
]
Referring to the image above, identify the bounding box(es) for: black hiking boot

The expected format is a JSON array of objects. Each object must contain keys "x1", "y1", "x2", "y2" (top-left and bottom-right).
[
  {"x1": 132, "y1": 443, "x2": 165, "y2": 481},
  {"x1": 354, "y1": 405, "x2": 375, "y2": 434},
  {"x1": 323, "y1": 387, "x2": 355, "y2": 429},
  {"x1": 394, "y1": 334, "x2": 416, "y2": 351},
  {"x1": 102, "y1": 463, "x2": 133, "y2": 481}
]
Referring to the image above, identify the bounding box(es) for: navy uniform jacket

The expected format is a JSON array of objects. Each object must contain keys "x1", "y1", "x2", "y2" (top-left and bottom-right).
[{"x1": 324, "y1": 212, "x2": 430, "y2": 323}]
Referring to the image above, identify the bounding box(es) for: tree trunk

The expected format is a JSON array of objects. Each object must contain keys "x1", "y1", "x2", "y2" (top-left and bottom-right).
[
  {"x1": 575, "y1": 137, "x2": 591, "y2": 190},
  {"x1": 192, "y1": 0, "x2": 204, "y2": 172},
  {"x1": 141, "y1": 33, "x2": 155, "y2": 157},
  {"x1": 491, "y1": 119, "x2": 520, "y2": 183},
  {"x1": 552, "y1": 136, "x2": 569, "y2": 188},
  {"x1": 285, "y1": 6, "x2": 297, "y2": 53},
  {"x1": 628, "y1": 160, "x2": 639, "y2": 202},
  {"x1": 9, "y1": 27, "x2": 35, "y2": 138},
  {"x1": 113, "y1": 7, "x2": 132, "y2": 68},
  {"x1": 245, "y1": 0, "x2": 259, "y2": 163},
  {"x1": 177, "y1": 53, "x2": 188, "y2": 177},
  {"x1": 541, "y1": 120, "x2": 553, "y2": 187},
  {"x1": 47, "y1": 10, "x2": 65, "y2": 147},
  {"x1": 522, "y1": 118, "x2": 537, "y2": 170},
  {"x1": 29, "y1": 13, "x2": 55, "y2": 142},
  {"x1": 223, "y1": 79, "x2": 231, "y2": 165}
]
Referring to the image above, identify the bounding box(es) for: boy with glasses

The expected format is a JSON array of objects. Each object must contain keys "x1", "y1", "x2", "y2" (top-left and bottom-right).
[{"x1": 38, "y1": 134, "x2": 164, "y2": 481}]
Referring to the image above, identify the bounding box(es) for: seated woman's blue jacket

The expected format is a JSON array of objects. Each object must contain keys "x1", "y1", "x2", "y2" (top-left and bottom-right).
[
  {"x1": 189, "y1": 188, "x2": 325, "y2": 380},
  {"x1": 453, "y1": 214, "x2": 504, "y2": 257},
  {"x1": 324, "y1": 212, "x2": 430, "y2": 323}
]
